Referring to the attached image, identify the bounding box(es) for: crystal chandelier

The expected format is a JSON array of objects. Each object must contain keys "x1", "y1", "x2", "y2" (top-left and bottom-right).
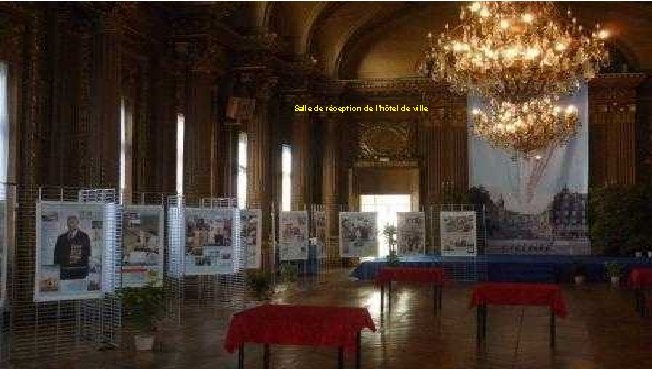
[
  {"x1": 472, "y1": 96, "x2": 579, "y2": 155},
  {"x1": 423, "y1": 1, "x2": 610, "y2": 102}
]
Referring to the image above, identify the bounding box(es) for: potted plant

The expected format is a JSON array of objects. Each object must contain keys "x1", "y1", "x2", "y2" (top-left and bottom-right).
[
  {"x1": 120, "y1": 285, "x2": 166, "y2": 351},
  {"x1": 383, "y1": 224, "x2": 400, "y2": 266},
  {"x1": 605, "y1": 262, "x2": 623, "y2": 286},
  {"x1": 571, "y1": 263, "x2": 587, "y2": 285},
  {"x1": 246, "y1": 269, "x2": 273, "y2": 302}
]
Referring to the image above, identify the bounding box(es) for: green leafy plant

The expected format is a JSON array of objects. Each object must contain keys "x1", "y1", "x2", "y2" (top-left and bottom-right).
[
  {"x1": 246, "y1": 269, "x2": 273, "y2": 300},
  {"x1": 604, "y1": 262, "x2": 623, "y2": 278},
  {"x1": 382, "y1": 224, "x2": 397, "y2": 251},
  {"x1": 589, "y1": 184, "x2": 652, "y2": 255},
  {"x1": 120, "y1": 285, "x2": 166, "y2": 333}
]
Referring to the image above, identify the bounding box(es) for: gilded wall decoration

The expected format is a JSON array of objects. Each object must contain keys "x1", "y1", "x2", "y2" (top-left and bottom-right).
[{"x1": 358, "y1": 121, "x2": 414, "y2": 160}]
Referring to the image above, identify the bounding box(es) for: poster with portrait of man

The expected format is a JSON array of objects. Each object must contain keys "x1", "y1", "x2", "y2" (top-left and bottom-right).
[
  {"x1": 312, "y1": 211, "x2": 327, "y2": 259},
  {"x1": 184, "y1": 208, "x2": 235, "y2": 275},
  {"x1": 440, "y1": 211, "x2": 477, "y2": 257},
  {"x1": 122, "y1": 205, "x2": 164, "y2": 288},
  {"x1": 397, "y1": 212, "x2": 426, "y2": 255},
  {"x1": 339, "y1": 212, "x2": 377, "y2": 258},
  {"x1": 279, "y1": 211, "x2": 309, "y2": 260},
  {"x1": 239, "y1": 209, "x2": 261, "y2": 269},
  {"x1": 35, "y1": 202, "x2": 106, "y2": 301},
  {"x1": 0, "y1": 199, "x2": 7, "y2": 308}
]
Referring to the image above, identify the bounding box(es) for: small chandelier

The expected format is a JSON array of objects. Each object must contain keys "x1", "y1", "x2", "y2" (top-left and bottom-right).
[
  {"x1": 422, "y1": 1, "x2": 609, "y2": 102},
  {"x1": 472, "y1": 96, "x2": 579, "y2": 155}
]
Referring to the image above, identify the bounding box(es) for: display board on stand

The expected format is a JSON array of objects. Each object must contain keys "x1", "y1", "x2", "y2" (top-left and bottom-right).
[
  {"x1": 312, "y1": 211, "x2": 327, "y2": 259},
  {"x1": 239, "y1": 209, "x2": 262, "y2": 269},
  {"x1": 339, "y1": 212, "x2": 377, "y2": 258},
  {"x1": 279, "y1": 211, "x2": 309, "y2": 261},
  {"x1": 440, "y1": 211, "x2": 477, "y2": 257},
  {"x1": 397, "y1": 212, "x2": 426, "y2": 255},
  {"x1": 121, "y1": 205, "x2": 164, "y2": 288}
]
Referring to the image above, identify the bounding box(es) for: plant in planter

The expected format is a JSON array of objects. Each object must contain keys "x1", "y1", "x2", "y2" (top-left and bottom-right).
[
  {"x1": 120, "y1": 285, "x2": 166, "y2": 351},
  {"x1": 245, "y1": 269, "x2": 273, "y2": 301},
  {"x1": 571, "y1": 263, "x2": 588, "y2": 285},
  {"x1": 383, "y1": 224, "x2": 400, "y2": 266},
  {"x1": 604, "y1": 262, "x2": 623, "y2": 286}
]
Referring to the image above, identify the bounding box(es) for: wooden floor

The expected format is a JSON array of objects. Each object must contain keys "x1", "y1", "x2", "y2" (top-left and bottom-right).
[{"x1": 8, "y1": 270, "x2": 652, "y2": 369}]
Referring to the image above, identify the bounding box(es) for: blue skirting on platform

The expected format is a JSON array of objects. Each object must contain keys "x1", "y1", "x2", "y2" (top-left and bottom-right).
[{"x1": 351, "y1": 255, "x2": 652, "y2": 283}]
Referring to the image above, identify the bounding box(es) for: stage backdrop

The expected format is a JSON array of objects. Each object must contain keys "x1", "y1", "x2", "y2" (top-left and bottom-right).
[{"x1": 469, "y1": 85, "x2": 590, "y2": 255}]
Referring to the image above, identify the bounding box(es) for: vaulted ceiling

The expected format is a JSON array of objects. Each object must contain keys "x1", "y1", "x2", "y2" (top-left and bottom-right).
[{"x1": 251, "y1": 1, "x2": 652, "y2": 79}]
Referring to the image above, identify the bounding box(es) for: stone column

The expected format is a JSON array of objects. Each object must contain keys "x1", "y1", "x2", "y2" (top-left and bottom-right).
[
  {"x1": 287, "y1": 93, "x2": 312, "y2": 211},
  {"x1": 321, "y1": 113, "x2": 341, "y2": 263},
  {"x1": 588, "y1": 73, "x2": 645, "y2": 186},
  {"x1": 90, "y1": 13, "x2": 122, "y2": 188}
]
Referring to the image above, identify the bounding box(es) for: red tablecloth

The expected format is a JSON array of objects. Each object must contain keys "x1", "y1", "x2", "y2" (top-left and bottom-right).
[
  {"x1": 374, "y1": 267, "x2": 446, "y2": 287},
  {"x1": 470, "y1": 282, "x2": 568, "y2": 318},
  {"x1": 628, "y1": 268, "x2": 652, "y2": 289},
  {"x1": 224, "y1": 304, "x2": 376, "y2": 353}
]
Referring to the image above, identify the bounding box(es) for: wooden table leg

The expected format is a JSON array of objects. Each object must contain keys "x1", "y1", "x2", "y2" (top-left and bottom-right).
[
  {"x1": 388, "y1": 281, "x2": 392, "y2": 311},
  {"x1": 549, "y1": 310, "x2": 556, "y2": 348},
  {"x1": 356, "y1": 331, "x2": 362, "y2": 369},
  {"x1": 380, "y1": 284, "x2": 384, "y2": 316},
  {"x1": 238, "y1": 344, "x2": 244, "y2": 369},
  {"x1": 438, "y1": 285, "x2": 443, "y2": 311},
  {"x1": 433, "y1": 285, "x2": 439, "y2": 315},
  {"x1": 476, "y1": 304, "x2": 487, "y2": 345},
  {"x1": 635, "y1": 288, "x2": 642, "y2": 315},
  {"x1": 263, "y1": 344, "x2": 270, "y2": 369},
  {"x1": 338, "y1": 346, "x2": 344, "y2": 369}
]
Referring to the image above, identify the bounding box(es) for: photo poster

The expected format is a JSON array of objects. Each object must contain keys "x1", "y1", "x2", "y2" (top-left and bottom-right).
[
  {"x1": 184, "y1": 208, "x2": 235, "y2": 276},
  {"x1": 397, "y1": 212, "x2": 426, "y2": 255},
  {"x1": 312, "y1": 211, "x2": 327, "y2": 259},
  {"x1": 35, "y1": 201, "x2": 107, "y2": 301},
  {"x1": 279, "y1": 211, "x2": 309, "y2": 261},
  {"x1": 0, "y1": 199, "x2": 6, "y2": 308},
  {"x1": 239, "y1": 209, "x2": 262, "y2": 269},
  {"x1": 121, "y1": 205, "x2": 164, "y2": 288},
  {"x1": 339, "y1": 212, "x2": 378, "y2": 258},
  {"x1": 440, "y1": 211, "x2": 477, "y2": 257}
]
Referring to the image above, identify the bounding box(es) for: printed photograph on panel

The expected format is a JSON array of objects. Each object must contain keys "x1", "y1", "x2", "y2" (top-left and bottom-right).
[
  {"x1": 122, "y1": 205, "x2": 164, "y2": 287},
  {"x1": 184, "y1": 208, "x2": 235, "y2": 275},
  {"x1": 279, "y1": 211, "x2": 309, "y2": 260},
  {"x1": 339, "y1": 212, "x2": 377, "y2": 258},
  {"x1": 36, "y1": 202, "x2": 106, "y2": 301}
]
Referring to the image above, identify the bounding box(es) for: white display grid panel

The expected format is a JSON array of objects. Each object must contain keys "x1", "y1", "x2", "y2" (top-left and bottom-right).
[
  {"x1": 166, "y1": 195, "x2": 245, "y2": 317},
  {"x1": 0, "y1": 182, "x2": 14, "y2": 364},
  {"x1": 10, "y1": 187, "x2": 121, "y2": 361}
]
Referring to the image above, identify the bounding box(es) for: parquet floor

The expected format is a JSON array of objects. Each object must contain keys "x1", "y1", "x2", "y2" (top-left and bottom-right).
[{"x1": 7, "y1": 270, "x2": 652, "y2": 369}]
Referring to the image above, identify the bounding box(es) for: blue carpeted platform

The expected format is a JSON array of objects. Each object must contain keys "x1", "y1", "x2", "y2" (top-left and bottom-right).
[{"x1": 351, "y1": 255, "x2": 652, "y2": 283}]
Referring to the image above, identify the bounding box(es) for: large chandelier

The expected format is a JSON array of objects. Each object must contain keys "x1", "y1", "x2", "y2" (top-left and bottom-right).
[
  {"x1": 472, "y1": 96, "x2": 579, "y2": 155},
  {"x1": 423, "y1": 1, "x2": 610, "y2": 102}
]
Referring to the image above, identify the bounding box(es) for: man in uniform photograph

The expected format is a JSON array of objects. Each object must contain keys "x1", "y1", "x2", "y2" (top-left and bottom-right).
[{"x1": 54, "y1": 215, "x2": 91, "y2": 280}]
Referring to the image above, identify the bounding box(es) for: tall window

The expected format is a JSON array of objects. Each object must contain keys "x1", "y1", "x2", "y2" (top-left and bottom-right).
[
  {"x1": 281, "y1": 145, "x2": 292, "y2": 211},
  {"x1": 119, "y1": 98, "x2": 133, "y2": 203},
  {"x1": 237, "y1": 132, "x2": 247, "y2": 209},
  {"x1": 176, "y1": 114, "x2": 185, "y2": 195},
  {"x1": 0, "y1": 62, "x2": 8, "y2": 188}
]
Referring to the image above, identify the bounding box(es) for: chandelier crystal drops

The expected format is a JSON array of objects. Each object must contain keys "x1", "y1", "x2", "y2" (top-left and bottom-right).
[
  {"x1": 472, "y1": 96, "x2": 579, "y2": 155},
  {"x1": 423, "y1": 1, "x2": 610, "y2": 102}
]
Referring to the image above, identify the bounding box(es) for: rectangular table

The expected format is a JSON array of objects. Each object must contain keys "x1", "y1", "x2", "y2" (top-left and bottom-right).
[
  {"x1": 374, "y1": 267, "x2": 445, "y2": 316},
  {"x1": 224, "y1": 304, "x2": 376, "y2": 369},
  {"x1": 627, "y1": 268, "x2": 652, "y2": 316},
  {"x1": 470, "y1": 283, "x2": 568, "y2": 347}
]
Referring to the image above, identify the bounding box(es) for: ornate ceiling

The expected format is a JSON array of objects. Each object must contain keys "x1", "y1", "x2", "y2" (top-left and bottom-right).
[{"x1": 254, "y1": 1, "x2": 652, "y2": 79}]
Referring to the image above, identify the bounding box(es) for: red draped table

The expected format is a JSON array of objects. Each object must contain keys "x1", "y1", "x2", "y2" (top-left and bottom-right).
[
  {"x1": 224, "y1": 304, "x2": 376, "y2": 369},
  {"x1": 470, "y1": 283, "x2": 568, "y2": 347},
  {"x1": 627, "y1": 267, "x2": 652, "y2": 316},
  {"x1": 374, "y1": 267, "x2": 445, "y2": 315}
]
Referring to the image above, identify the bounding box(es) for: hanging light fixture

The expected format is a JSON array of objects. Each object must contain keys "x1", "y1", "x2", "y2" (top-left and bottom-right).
[
  {"x1": 471, "y1": 96, "x2": 579, "y2": 155},
  {"x1": 423, "y1": 1, "x2": 610, "y2": 102},
  {"x1": 421, "y1": 1, "x2": 609, "y2": 155}
]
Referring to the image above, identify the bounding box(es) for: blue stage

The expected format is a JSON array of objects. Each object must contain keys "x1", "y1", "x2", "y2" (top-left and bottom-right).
[{"x1": 351, "y1": 255, "x2": 652, "y2": 283}]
